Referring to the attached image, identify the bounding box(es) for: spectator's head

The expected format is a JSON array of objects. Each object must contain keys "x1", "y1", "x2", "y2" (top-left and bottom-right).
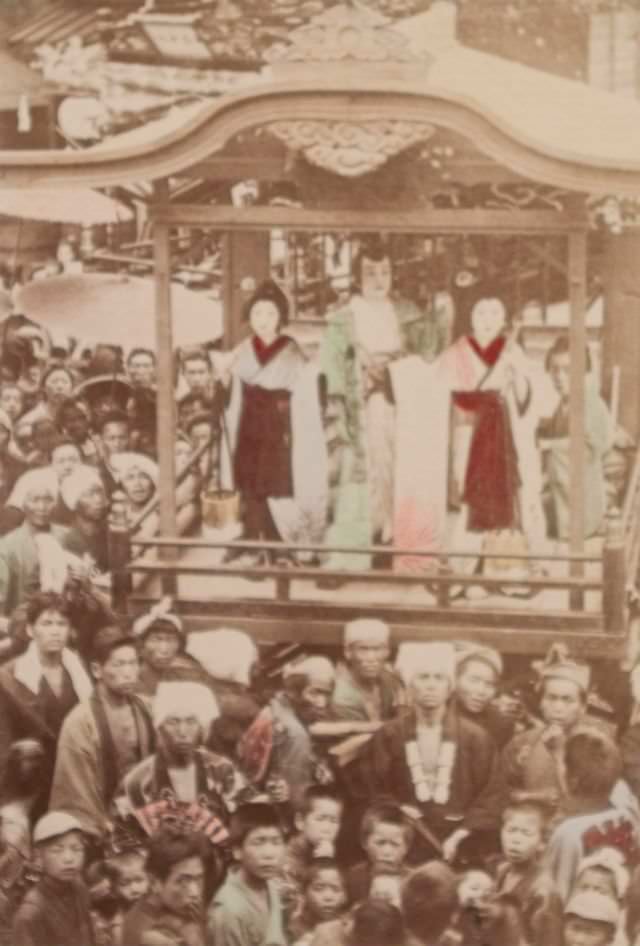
[
  {"x1": 50, "y1": 438, "x2": 83, "y2": 481},
  {"x1": 348, "y1": 899, "x2": 405, "y2": 946},
  {"x1": 360, "y1": 801, "x2": 414, "y2": 872},
  {"x1": 369, "y1": 867, "x2": 403, "y2": 909},
  {"x1": 26, "y1": 591, "x2": 72, "y2": 659},
  {"x1": 106, "y1": 849, "x2": 149, "y2": 906},
  {"x1": 395, "y1": 642, "x2": 456, "y2": 714},
  {"x1": 127, "y1": 348, "x2": 156, "y2": 389},
  {"x1": 500, "y1": 793, "x2": 553, "y2": 866},
  {"x1": 9, "y1": 468, "x2": 58, "y2": 528},
  {"x1": 455, "y1": 645, "x2": 502, "y2": 716},
  {"x1": 134, "y1": 602, "x2": 184, "y2": 670},
  {"x1": 110, "y1": 451, "x2": 158, "y2": 508},
  {"x1": 33, "y1": 811, "x2": 86, "y2": 884},
  {"x1": 353, "y1": 238, "x2": 392, "y2": 302},
  {"x1": 185, "y1": 412, "x2": 214, "y2": 453},
  {"x1": 42, "y1": 365, "x2": 74, "y2": 406},
  {"x1": 230, "y1": 803, "x2": 286, "y2": 883},
  {"x1": 546, "y1": 336, "x2": 592, "y2": 401},
  {"x1": 181, "y1": 351, "x2": 212, "y2": 395},
  {"x1": 13, "y1": 418, "x2": 33, "y2": 458},
  {"x1": 564, "y1": 727, "x2": 622, "y2": 807},
  {"x1": 294, "y1": 786, "x2": 344, "y2": 853},
  {"x1": 153, "y1": 681, "x2": 219, "y2": 764},
  {"x1": 563, "y1": 892, "x2": 619, "y2": 946},
  {"x1": 90, "y1": 626, "x2": 139, "y2": 699},
  {"x1": 185, "y1": 628, "x2": 258, "y2": 688},
  {"x1": 61, "y1": 465, "x2": 108, "y2": 523},
  {"x1": 243, "y1": 280, "x2": 289, "y2": 343},
  {"x1": 536, "y1": 645, "x2": 590, "y2": 731},
  {"x1": 302, "y1": 858, "x2": 347, "y2": 924},
  {"x1": 57, "y1": 399, "x2": 91, "y2": 444},
  {"x1": 0, "y1": 738, "x2": 45, "y2": 798},
  {"x1": 145, "y1": 829, "x2": 208, "y2": 919},
  {"x1": 343, "y1": 619, "x2": 390, "y2": 684},
  {"x1": 573, "y1": 847, "x2": 629, "y2": 903},
  {"x1": 99, "y1": 411, "x2": 130, "y2": 459},
  {"x1": 401, "y1": 861, "x2": 458, "y2": 945},
  {"x1": 282, "y1": 656, "x2": 335, "y2": 724},
  {"x1": 457, "y1": 869, "x2": 495, "y2": 909},
  {"x1": 31, "y1": 417, "x2": 59, "y2": 459},
  {"x1": 0, "y1": 382, "x2": 24, "y2": 421}
]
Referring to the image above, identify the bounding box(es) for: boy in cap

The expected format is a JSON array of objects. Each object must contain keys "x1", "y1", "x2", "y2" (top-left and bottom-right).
[
  {"x1": 562, "y1": 892, "x2": 619, "y2": 946},
  {"x1": 13, "y1": 810, "x2": 94, "y2": 946},
  {"x1": 331, "y1": 619, "x2": 405, "y2": 723}
]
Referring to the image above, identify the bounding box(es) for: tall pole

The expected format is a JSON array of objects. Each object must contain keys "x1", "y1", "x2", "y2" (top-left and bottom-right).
[
  {"x1": 152, "y1": 179, "x2": 178, "y2": 547},
  {"x1": 568, "y1": 229, "x2": 588, "y2": 605}
]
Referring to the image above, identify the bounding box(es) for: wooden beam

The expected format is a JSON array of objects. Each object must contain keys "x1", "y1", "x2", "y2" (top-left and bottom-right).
[
  {"x1": 152, "y1": 179, "x2": 178, "y2": 549},
  {"x1": 151, "y1": 204, "x2": 589, "y2": 234},
  {"x1": 179, "y1": 158, "x2": 291, "y2": 181},
  {"x1": 568, "y1": 229, "x2": 588, "y2": 593}
]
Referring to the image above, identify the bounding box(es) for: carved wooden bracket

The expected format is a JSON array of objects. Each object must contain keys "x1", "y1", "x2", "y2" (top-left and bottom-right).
[{"x1": 266, "y1": 119, "x2": 435, "y2": 178}]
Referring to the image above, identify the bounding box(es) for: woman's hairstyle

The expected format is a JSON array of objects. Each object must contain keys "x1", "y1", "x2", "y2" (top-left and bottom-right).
[
  {"x1": 545, "y1": 335, "x2": 592, "y2": 373},
  {"x1": 352, "y1": 237, "x2": 392, "y2": 291}
]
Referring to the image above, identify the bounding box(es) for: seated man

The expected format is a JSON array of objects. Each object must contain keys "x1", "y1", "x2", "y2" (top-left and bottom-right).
[
  {"x1": 331, "y1": 619, "x2": 405, "y2": 724},
  {"x1": 240, "y1": 656, "x2": 336, "y2": 807}
]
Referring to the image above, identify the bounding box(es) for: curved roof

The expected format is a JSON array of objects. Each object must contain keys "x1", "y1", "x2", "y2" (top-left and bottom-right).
[{"x1": 3, "y1": 16, "x2": 640, "y2": 194}]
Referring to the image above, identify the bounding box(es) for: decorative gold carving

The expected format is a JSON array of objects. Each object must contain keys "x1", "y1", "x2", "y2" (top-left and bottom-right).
[
  {"x1": 267, "y1": 119, "x2": 434, "y2": 178},
  {"x1": 264, "y1": 3, "x2": 423, "y2": 64}
]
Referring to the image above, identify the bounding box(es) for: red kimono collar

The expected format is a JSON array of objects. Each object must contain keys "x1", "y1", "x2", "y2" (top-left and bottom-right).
[
  {"x1": 252, "y1": 334, "x2": 289, "y2": 366},
  {"x1": 467, "y1": 334, "x2": 506, "y2": 367}
]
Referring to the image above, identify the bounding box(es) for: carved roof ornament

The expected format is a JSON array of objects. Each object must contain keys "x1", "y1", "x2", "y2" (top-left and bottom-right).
[
  {"x1": 264, "y1": 2, "x2": 427, "y2": 68},
  {"x1": 266, "y1": 119, "x2": 435, "y2": 178}
]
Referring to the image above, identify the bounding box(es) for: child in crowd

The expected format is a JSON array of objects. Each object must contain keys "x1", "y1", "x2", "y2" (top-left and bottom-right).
[
  {"x1": 284, "y1": 786, "x2": 344, "y2": 891},
  {"x1": 493, "y1": 793, "x2": 564, "y2": 946},
  {"x1": 208, "y1": 803, "x2": 288, "y2": 946},
  {"x1": 562, "y1": 892, "x2": 620, "y2": 946},
  {"x1": 452, "y1": 868, "x2": 524, "y2": 946},
  {"x1": 105, "y1": 848, "x2": 150, "y2": 910},
  {"x1": 346, "y1": 801, "x2": 414, "y2": 903},
  {"x1": 571, "y1": 848, "x2": 629, "y2": 946},
  {"x1": 289, "y1": 858, "x2": 348, "y2": 945},
  {"x1": 368, "y1": 867, "x2": 403, "y2": 909},
  {"x1": 12, "y1": 811, "x2": 94, "y2": 946}
]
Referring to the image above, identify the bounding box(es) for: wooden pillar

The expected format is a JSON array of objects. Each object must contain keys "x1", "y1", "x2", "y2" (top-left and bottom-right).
[
  {"x1": 221, "y1": 229, "x2": 271, "y2": 348},
  {"x1": 569, "y1": 230, "x2": 588, "y2": 563},
  {"x1": 601, "y1": 228, "x2": 640, "y2": 443},
  {"x1": 152, "y1": 179, "x2": 178, "y2": 542}
]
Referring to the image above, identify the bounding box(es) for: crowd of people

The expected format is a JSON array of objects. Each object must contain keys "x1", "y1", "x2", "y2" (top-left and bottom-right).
[
  {"x1": 0, "y1": 234, "x2": 628, "y2": 945},
  {"x1": 0, "y1": 601, "x2": 634, "y2": 946}
]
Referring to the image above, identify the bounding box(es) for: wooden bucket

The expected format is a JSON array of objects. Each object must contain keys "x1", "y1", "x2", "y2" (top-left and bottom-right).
[{"x1": 201, "y1": 488, "x2": 241, "y2": 529}]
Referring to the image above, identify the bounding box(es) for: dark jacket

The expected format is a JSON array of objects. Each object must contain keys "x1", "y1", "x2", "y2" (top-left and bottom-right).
[
  {"x1": 122, "y1": 895, "x2": 205, "y2": 946},
  {"x1": 12, "y1": 876, "x2": 94, "y2": 946}
]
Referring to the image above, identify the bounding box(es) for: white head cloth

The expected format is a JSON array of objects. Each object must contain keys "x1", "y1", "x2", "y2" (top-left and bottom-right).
[
  {"x1": 153, "y1": 680, "x2": 219, "y2": 732},
  {"x1": 186, "y1": 629, "x2": 258, "y2": 687},
  {"x1": 576, "y1": 846, "x2": 630, "y2": 900},
  {"x1": 60, "y1": 465, "x2": 104, "y2": 512},
  {"x1": 283, "y1": 655, "x2": 335, "y2": 684},
  {"x1": 8, "y1": 468, "x2": 58, "y2": 510},
  {"x1": 344, "y1": 618, "x2": 390, "y2": 647},
  {"x1": 110, "y1": 451, "x2": 159, "y2": 486},
  {"x1": 395, "y1": 642, "x2": 456, "y2": 686}
]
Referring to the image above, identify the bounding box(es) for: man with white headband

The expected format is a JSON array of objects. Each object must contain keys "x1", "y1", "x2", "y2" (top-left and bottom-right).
[
  {"x1": 132, "y1": 597, "x2": 205, "y2": 701},
  {"x1": 331, "y1": 618, "x2": 405, "y2": 723},
  {"x1": 0, "y1": 467, "x2": 66, "y2": 617},
  {"x1": 115, "y1": 679, "x2": 255, "y2": 844},
  {"x1": 354, "y1": 641, "x2": 500, "y2": 864},
  {"x1": 240, "y1": 655, "x2": 336, "y2": 807}
]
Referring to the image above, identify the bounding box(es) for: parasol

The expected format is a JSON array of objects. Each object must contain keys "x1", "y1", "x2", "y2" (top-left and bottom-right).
[
  {"x1": 0, "y1": 187, "x2": 134, "y2": 226},
  {"x1": 16, "y1": 273, "x2": 223, "y2": 350}
]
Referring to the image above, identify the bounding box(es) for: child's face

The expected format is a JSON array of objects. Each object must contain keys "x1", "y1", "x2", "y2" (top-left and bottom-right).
[
  {"x1": 298, "y1": 799, "x2": 342, "y2": 849},
  {"x1": 458, "y1": 871, "x2": 495, "y2": 908},
  {"x1": 501, "y1": 811, "x2": 544, "y2": 865},
  {"x1": 369, "y1": 874, "x2": 402, "y2": 909},
  {"x1": 574, "y1": 868, "x2": 617, "y2": 901},
  {"x1": 364, "y1": 822, "x2": 410, "y2": 870},
  {"x1": 39, "y1": 830, "x2": 86, "y2": 883},
  {"x1": 236, "y1": 826, "x2": 285, "y2": 882},
  {"x1": 114, "y1": 855, "x2": 149, "y2": 904},
  {"x1": 563, "y1": 916, "x2": 613, "y2": 946},
  {"x1": 306, "y1": 868, "x2": 346, "y2": 921}
]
